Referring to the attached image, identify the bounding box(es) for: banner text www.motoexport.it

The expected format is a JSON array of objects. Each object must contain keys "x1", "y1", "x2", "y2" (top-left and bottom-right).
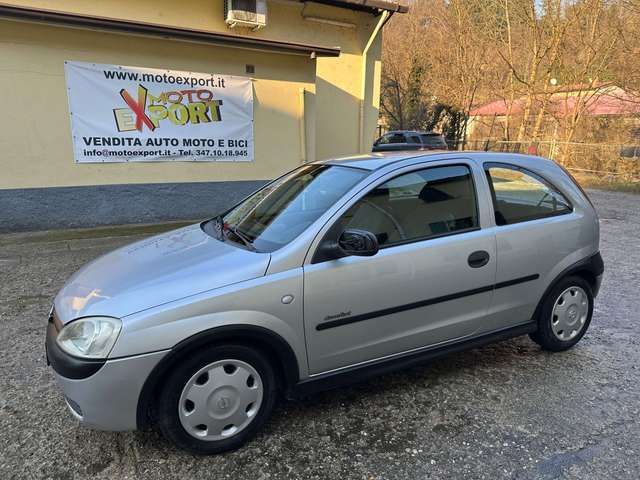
[{"x1": 103, "y1": 69, "x2": 227, "y2": 88}]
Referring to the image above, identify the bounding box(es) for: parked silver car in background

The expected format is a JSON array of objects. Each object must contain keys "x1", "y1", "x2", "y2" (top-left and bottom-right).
[{"x1": 46, "y1": 151, "x2": 603, "y2": 454}]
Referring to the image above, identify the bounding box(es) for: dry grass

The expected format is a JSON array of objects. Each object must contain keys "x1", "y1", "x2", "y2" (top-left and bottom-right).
[{"x1": 573, "y1": 173, "x2": 640, "y2": 194}]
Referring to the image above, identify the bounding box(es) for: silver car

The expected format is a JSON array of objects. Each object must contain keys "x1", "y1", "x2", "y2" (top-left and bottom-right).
[{"x1": 46, "y1": 152, "x2": 603, "y2": 454}]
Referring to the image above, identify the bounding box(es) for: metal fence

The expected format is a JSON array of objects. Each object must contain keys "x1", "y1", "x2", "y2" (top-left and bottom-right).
[{"x1": 464, "y1": 139, "x2": 640, "y2": 181}]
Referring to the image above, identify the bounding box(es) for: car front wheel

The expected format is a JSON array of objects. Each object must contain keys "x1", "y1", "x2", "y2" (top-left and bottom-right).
[
  {"x1": 157, "y1": 344, "x2": 277, "y2": 454},
  {"x1": 530, "y1": 275, "x2": 594, "y2": 351}
]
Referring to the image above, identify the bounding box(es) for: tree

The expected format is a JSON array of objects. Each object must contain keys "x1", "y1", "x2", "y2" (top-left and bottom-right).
[
  {"x1": 381, "y1": 0, "x2": 496, "y2": 147},
  {"x1": 380, "y1": 58, "x2": 431, "y2": 131},
  {"x1": 381, "y1": 0, "x2": 640, "y2": 158}
]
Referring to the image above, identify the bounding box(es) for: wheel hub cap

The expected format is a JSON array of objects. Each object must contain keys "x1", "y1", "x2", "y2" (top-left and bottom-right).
[
  {"x1": 551, "y1": 286, "x2": 589, "y2": 341},
  {"x1": 178, "y1": 359, "x2": 263, "y2": 441},
  {"x1": 208, "y1": 386, "x2": 239, "y2": 417}
]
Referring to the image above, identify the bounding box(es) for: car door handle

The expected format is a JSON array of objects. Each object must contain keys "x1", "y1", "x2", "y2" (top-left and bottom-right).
[{"x1": 468, "y1": 250, "x2": 490, "y2": 268}]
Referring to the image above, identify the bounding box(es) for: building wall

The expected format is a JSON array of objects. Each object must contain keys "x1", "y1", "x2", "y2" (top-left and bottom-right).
[
  {"x1": 0, "y1": 0, "x2": 385, "y2": 231},
  {"x1": 0, "y1": 19, "x2": 317, "y2": 189}
]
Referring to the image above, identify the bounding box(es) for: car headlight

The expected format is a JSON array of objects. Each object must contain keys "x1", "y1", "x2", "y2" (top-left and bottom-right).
[{"x1": 56, "y1": 317, "x2": 122, "y2": 359}]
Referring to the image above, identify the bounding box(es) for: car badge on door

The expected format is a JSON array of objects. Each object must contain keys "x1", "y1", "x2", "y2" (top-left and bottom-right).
[{"x1": 323, "y1": 311, "x2": 352, "y2": 322}]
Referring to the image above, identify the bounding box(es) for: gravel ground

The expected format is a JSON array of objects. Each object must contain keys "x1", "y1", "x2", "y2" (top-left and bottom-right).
[{"x1": 0, "y1": 189, "x2": 638, "y2": 480}]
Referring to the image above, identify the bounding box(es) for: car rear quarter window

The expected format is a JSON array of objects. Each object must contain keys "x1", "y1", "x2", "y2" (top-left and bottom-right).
[
  {"x1": 420, "y1": 134, "x2": 447, "y2": 147},
  {"x1": 338, "y1": 165, "x2": 479, "y2": 247},
  {"x1": 485, "y1": 164, "x2": 572, "y2": 226}
]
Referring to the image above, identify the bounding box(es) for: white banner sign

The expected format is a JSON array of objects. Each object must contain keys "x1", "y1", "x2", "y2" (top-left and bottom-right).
[{"x1": 64, "y1": 61, "x2": 253, "y2": 163}]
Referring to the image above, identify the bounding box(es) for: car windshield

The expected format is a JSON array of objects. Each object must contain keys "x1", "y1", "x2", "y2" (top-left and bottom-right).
[{"x1": 210, "y1": 164, "x2": 368, "y2": 252}]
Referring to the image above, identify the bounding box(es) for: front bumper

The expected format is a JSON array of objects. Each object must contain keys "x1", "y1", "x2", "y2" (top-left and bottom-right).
[
  {"x1": 52, "y1": 350, "x2": 168, "y2": 430},
  {"x1": 46, "y1": 313, "x2": 168, "y2": 431}
]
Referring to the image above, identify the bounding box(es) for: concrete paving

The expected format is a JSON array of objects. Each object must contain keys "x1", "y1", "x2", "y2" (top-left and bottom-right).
[{"x1": 0, "y1": 189, "x2": 638, "y2": 479}]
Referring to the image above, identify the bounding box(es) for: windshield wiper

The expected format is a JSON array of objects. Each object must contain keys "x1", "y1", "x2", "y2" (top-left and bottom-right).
[
  {"x1": 204, "y1": 216, "x2": 255, "y2": 251},
  {"x1": 224, "y1": 224, "x2": 256, "y2": 251}
]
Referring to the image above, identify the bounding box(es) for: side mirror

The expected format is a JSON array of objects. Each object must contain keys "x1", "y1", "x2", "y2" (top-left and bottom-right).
[{"x1": 338, "y1": 229, "x2": 379, "y2": 257}]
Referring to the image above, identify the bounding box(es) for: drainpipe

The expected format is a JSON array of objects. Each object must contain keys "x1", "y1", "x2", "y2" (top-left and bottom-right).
[
  {"x1": 359, "y1": 10, "x2": 392, "y2": 153},
  {"x1": 299, "y1": 87, "x2": 307, "y2": 163}
]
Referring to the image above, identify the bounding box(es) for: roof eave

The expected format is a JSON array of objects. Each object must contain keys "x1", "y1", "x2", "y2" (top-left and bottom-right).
[{"x1": 305, "y1": 0, "x2": 410, "y2": 14}]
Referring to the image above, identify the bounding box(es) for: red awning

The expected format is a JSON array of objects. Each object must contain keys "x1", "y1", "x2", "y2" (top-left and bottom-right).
[{"x1": 470, "y1": 87, "x2": 640, "y2": 118}]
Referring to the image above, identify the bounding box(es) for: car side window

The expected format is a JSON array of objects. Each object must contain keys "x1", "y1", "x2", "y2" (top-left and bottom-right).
[
  {"x1": 421, "y1": 135, "x2": 447, "y2": 148},
  {"x1": 337, "y1": 165, "x2": 479, "y2": 247},
  {"x1": 376, "y1": 134, "x2": 391, "y2": 145},
  {"x1": 376, "y1": 133, "x2": 404, "y2": 145},
  {"x1": 408, "y1": 135, "x2": 422, "y2": 144},
  {"x1": 485, "y1": 164, "x2": 572, "y2": 226}
]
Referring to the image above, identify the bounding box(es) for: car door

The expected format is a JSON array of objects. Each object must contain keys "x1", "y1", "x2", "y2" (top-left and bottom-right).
[{"x1": 303, "y1": 161, "x2": 497, "y2": 374}]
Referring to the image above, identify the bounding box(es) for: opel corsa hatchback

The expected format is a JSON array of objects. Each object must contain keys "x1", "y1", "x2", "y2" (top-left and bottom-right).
[{"x1": 46, "y1": 152, "x2": 603, "y2": 454}]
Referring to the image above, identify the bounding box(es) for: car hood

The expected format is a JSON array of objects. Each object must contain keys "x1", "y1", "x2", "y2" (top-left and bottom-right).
[{"x1": 54, "y1": 224, "x2": 270, "y2": 322}]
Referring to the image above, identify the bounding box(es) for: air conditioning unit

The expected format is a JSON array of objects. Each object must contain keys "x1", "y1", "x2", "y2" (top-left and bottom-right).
[{"x1": 225, "y1": 0, "x2": 267, "y2": 30}]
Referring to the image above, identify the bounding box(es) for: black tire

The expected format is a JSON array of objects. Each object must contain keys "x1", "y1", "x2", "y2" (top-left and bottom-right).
[
  {"x1": 156, "y1": 344, "x2": 277, "y2": 455},
  {"x1": 529, "y1": 275, "x2": 594, "y2": 352}
]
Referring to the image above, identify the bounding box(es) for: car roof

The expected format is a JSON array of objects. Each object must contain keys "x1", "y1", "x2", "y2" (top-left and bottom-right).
[
  {"x1": 385, "y1": 130, "x2": 442, "y2": 136},
  {"x1": 319, "y1": 151, "x2": 434, "y2": 170},
  {"x1": 317, "y1": 151, "x2": 557, "y2": 172}
]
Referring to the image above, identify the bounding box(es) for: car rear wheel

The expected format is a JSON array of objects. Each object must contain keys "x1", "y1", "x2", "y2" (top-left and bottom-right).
[
  {"x1": 530, "y1": 275, "x2": 594, "y2": 351},
  {"x1": 157, "y1": 344, "x2": 277, "y2": 454}
]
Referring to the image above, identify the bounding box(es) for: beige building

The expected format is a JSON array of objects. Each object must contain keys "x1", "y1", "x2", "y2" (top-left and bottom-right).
[{"x1": 0, "y1": 0, "x2": 407, "y2": 232}]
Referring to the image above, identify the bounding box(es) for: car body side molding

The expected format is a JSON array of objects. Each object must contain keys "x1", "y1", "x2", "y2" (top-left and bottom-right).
[{"x1": 316, "y1": 274, "x2": 540, "y2": 331}]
